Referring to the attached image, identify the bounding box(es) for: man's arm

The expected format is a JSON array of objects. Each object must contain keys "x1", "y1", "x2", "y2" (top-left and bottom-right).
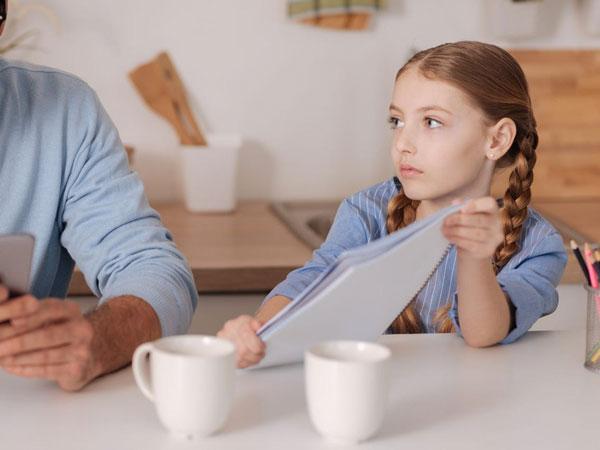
[
  {"x1": 0, "y1": 80, "x2": 196, "y2": 391},
  {"x1": 87, "y1": 296, "x2": 161, "y2": 380}
]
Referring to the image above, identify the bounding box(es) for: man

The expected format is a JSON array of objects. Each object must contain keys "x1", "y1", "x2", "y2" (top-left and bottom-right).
[{"x1": 0, "y1": 0, "x2": 198, "y2": 391}]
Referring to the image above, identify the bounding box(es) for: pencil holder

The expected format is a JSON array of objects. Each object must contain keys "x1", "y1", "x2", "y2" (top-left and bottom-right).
[
  {"x1": 180, "y1": 135, "x2": 241, "y2": 213},
  {"x1": 584, "y1": 284, "x2": 600, "y2": 372}
]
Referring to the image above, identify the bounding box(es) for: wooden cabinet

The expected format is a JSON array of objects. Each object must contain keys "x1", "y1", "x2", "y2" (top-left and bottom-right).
[{"x1": 492, "y1": 50, "x2": 600, "y2": 201}]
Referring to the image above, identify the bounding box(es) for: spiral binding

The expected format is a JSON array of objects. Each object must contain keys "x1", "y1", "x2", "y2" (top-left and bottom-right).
[{"x1": 396, "y1": 243, "x2": 452, "y2": 316}]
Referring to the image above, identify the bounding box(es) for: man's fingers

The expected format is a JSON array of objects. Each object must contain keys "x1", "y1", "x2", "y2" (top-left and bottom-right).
[
  {"x1": 0, "y1": 322, "x2": 17, "y2": 340},
  {"x1": 10, "y1": 300, "x2": 80, "y2": 332},
  {"x1": 0, "y1": 299, "x2": 82, "y2": 343},
  {"x1": 0, "y1": 284, "x2": 9, "y2": 304},
  {"x1": 0, "y1": 295, "x2": 39, "y2": 323},
  {"x1": 3, "y1": 361, "x2": 83, "y2": 381},
  {"x1": 0, "y1": 344, "x2": 78, "y2": 366},
  {"x1": 0, "y1": 320, "x2": 83, "y2": 358},
  {"x1": 3, "y1": 363, "x2": 60, "y2": 379}
]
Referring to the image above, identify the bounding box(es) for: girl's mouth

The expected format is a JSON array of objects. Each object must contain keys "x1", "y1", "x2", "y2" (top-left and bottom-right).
[{"x1": 399, "y1": 164, "x2": 424, "y2": 178}]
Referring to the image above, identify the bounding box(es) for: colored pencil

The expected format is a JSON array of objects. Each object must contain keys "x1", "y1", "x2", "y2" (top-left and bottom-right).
[
  {"x1": 584, "y1": 243, "x2": 599, "y2": 289},
  {"x1": 582, "y1": 243, "x2": 600, "y2": 319},
  {"x1": 593, "y1": 249, "x2": 600, "y2": 279},
  {"x1": 570, "y1": 240, "x2": 591, "y2": 285}
]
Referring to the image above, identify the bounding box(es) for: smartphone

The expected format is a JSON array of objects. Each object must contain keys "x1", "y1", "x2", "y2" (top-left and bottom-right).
[
  {"x1": 0, "y1": 0, "x2": 6, "y2": 28},
  {"x1": 0, "y1": 234, "x2": 35, "y2": 298}
]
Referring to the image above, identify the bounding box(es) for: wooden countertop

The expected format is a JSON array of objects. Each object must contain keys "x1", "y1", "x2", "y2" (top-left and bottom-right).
[{"x1": 68, "y1": 200, "x2": 598, "y2": 295}]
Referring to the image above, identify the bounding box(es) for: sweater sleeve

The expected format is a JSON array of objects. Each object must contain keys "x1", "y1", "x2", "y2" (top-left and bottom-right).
[{"x1": 58, "y1": 84, "x2": 198, "y2": 336}]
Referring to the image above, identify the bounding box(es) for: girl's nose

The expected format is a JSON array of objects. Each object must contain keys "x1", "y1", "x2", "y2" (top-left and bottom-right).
[{"x1": 394, "y1": 130, "x2": 417, "y2": 155}]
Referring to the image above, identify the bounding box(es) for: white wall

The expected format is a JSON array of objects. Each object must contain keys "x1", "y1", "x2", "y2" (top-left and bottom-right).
[{"x1": 7, "y1": 0, "x2": 600, "y2": 201}]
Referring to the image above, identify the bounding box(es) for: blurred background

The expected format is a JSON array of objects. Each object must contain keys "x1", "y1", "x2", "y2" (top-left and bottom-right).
[{"x1": 5, "y1": 0, "x2": 600, "y2": 201}]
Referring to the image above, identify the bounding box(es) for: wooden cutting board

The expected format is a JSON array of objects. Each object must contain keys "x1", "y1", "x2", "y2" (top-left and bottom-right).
[
  {"x1": 129, "y1": 52, "x2": 207, "y2": 146},
  {"x1": 491, "y1": 50, "x2": 600, "y2": 201}
]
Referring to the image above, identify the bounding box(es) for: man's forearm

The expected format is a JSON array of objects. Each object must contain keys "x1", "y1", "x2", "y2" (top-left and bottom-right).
[{"x1": 86, "y1": 295, "x2": 162, "y2": 380}]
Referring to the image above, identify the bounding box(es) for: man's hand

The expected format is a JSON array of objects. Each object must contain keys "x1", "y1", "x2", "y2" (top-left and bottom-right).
[
  {"x1": 0, "y1": 286, "x2": 100, "y2": 391},
  {"x1": 0, "y1": 285, "x2": 161, "y2": 391}
]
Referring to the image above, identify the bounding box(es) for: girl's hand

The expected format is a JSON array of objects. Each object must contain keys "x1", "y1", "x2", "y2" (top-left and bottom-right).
[
  {"x1": 217, "y1": 315, "x2": 266, "y2": 369},
  {"x1": 442, "y1": 197, "x2": 504, "y2": 260}
]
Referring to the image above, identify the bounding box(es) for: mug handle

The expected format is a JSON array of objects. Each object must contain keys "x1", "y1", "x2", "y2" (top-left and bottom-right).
[{"x1": 132, "y1": 342, "x2": 155, "y2": 402}]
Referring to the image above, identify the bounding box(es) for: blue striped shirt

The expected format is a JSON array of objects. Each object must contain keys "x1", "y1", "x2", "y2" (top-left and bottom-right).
[{"x1": 265, "y1": 178, "x2": 568, "y2": 344}]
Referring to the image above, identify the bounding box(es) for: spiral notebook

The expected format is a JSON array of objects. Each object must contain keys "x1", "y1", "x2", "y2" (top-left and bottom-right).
[{"x1": 252, "y1": 203, "x2": 462, "y2": 369}]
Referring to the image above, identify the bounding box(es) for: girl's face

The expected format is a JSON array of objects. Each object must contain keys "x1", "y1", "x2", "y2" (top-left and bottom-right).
[{"x1": 389, "y1": 67, "x2": 496, "y2": 206}]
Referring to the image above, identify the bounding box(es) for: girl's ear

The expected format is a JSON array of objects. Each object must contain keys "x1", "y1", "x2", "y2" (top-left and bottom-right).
[{"x1": 485, "y1": 118, "x2": 516, "y2": 161}]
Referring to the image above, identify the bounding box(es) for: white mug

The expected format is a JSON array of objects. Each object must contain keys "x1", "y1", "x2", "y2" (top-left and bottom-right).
[
  {"x1": 305, "y1": 340, "x2": 391, "y2": 444},
  {"x1": 132, "y1": 335, "x2": 236, "y2": 439}
]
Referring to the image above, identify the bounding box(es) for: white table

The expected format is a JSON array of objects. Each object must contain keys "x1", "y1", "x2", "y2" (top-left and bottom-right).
[{"x1": 2, "y1": 330, "x2": 599, "y2": 450}]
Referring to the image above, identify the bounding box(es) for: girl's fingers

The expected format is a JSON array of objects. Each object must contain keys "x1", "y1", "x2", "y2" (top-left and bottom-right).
[
  {"x1": 444, "y1": 227, "x2": 489, "y2": 244},
  {"x1": 238, "y1": 351, "x2": 266, "y2": 368},
  {"x1": 236, "y1": 332, "x2": 266, "y2": 362},
  {"x1": 250, "y1": 319, "x2": 263, "y2": 333},
  {"x1": 240, "y1": 349, "x2": 265, "y2": 364},
  {"x1": 243, "y1": 320, "x2": 266, "y2": 351},
  {"x1": 445, "y1": 212, "x2": 492, "y2": 229},
  {"x1": 241, "y1": 329, "x2": 265, "y2": 354},
  {"x1": 238, "y1": 359, "x2": 254, "y2": 369},
  {"x1": 450, "y1": 237, "x2": 479, "y2": 254},
  {"x1": 461, "y1": 197, "x2": 498, "y2": 214},
  {"x1": 217, "y1": 316, "x2": 266, "y2": 363}
]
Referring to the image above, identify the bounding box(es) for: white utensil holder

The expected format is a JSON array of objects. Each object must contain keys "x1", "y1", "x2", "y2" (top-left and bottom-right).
[{"x1": 180, "y1": 135, "x2": 241, "y2": 213}]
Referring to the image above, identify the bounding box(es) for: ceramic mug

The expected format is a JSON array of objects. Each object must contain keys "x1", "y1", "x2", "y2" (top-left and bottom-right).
[
  {"x1": 305, "y1": 340, "x2": 391, "y2": 444},
  {"x1": 132, "y1": 335, "x2": 236, "y2": 439}
]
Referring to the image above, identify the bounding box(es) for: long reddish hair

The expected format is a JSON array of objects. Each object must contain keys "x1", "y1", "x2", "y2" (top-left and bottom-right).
[{"x1": 388, "y1": 41, "x2": 538, "y2": 334}]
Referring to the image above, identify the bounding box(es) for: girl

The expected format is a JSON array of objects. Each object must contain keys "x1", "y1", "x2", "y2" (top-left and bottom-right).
[{"x1": 218, "y1": 41, "x2": 568, "y2": 368}]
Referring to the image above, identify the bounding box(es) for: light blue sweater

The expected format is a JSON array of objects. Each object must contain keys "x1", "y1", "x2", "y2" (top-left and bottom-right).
[{"x1": 0, "y1": 59, "x2": 198, "y2": 336}]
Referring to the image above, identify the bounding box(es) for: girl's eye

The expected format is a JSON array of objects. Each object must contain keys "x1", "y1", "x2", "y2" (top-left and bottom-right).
[
  {"x1": 388, "y1": 117, "x2": 405, "y2": 129},
  {"x1": 425, "y1": 117, "x2": 442, "y2": 129}
]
